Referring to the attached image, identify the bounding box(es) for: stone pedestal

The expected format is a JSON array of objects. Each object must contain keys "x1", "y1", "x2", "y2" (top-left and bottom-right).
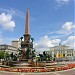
[
  {"x1": 32, "y1": 62, "x2": 36, "y2": 67},
  {"x1": 28, "y1": 59, "x2": 32, "y2": 63},
  {"x1": 37, "y1": 61, "x2": 46, "y2": 67},
  {"x1": 32, "y1": 61, "x2": 46, "y2": 67}
]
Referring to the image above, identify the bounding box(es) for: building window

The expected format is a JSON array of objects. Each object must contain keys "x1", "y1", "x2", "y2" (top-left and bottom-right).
[
  {"x1": 70, "y1": 54, "x2": 71, "y2": 56},
  {"x1": 72, "y1": 53, "x2": 73, "y2": 56},
  {"x1": 54, "y1": 54, "x2": 56, "y2": 57},
  {"x1": 63, "y1": 54, "x2": 65, "y2": 57},
  {"x1": 67, "y1": 54, "x2": 69, "y2": 56}
]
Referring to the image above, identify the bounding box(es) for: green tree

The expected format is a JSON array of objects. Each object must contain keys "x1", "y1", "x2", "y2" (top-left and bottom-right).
[
  {"x1": 0, "y1": 51, "x2": 5, "y2": 59},
  {"x1": 4, "y1": 52, "x2": 9, "y2": 60},
  {"x1": 0, "y1": 51, "x2": 9, "y2": 60}
]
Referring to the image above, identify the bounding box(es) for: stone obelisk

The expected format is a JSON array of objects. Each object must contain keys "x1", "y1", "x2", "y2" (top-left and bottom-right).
[
  {"x1": 21, "y1": 9, "x2": 33, "y2": 59},
  {"x1": 24, "y1": 9, "x2": 31, "y2": 45},
  {"x1": 25, "y1": 9, "x2": 30, "y2": 35}
]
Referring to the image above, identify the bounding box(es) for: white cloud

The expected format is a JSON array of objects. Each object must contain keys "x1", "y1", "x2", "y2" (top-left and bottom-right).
[
  {"x1": 0, "y1": 13, "x2": 15, "y2": 31},
  {"x1": 34, "y1": 35, "x2": 61, "y2": 53},
  {"x1": 0, "y1": 35, "x2": 4, "y2": 44},
  {"x1": 0, "y1": 34, "x2": 4, "y2": 44},
  {"x1": 0, "y1": 8, "x2": 15, "y2": 15},
  {"x1": 56, "y1": 0, "x2": 71, "y2": 4},
  {"x1": 62, "y1": 22, "x2": 75, "y2": 31},
  {"x1": 56, "y1": 0, "x2": 71, "y2": 8},
  {"x1": 0, "y1": 7, "x2": 25, "y2": 19},
  {"x1": 0, "y1": 37, "x2": 4, "y2": 44},
  {"x1": 62, "y1": 36, "x2": 75, "y2": 49},
  {"x1": 58, "y1": 22, "x2": 75, "y2": 35},
  {"x1": 51, "y1": 39, "x2": 61, "y2": 46},
  {"x1": 48, "y1": 22, "x2": 75, "y2": 36}
]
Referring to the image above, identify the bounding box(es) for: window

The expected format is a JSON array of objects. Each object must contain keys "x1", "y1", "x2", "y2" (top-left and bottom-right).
[
  {"x1": 63, "y1": 54, "x2": 65, "y2": 57},
  {"x1": 72, "y1": 53, "x2": 73, "y2": 56},
  {"x1": 54, "y1": 54, "x2": 56, "y2": 57}
]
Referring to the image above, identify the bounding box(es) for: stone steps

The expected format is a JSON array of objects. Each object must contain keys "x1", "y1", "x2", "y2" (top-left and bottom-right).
[
  {"x1": 13, "y1": 62, "x2": 32, "y2": 67},
  {"x1": 45, "y1": 62, "x2": 65, "y2": 68}
]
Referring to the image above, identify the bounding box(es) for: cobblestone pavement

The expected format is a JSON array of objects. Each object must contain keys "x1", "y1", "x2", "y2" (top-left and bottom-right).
[{"x1": 0, "y1": 68, "x2": 75, "y2": 75}]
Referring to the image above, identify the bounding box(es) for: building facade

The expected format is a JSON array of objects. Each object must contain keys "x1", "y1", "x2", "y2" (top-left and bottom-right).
[
  {"x1": 12, "y1": 40, "x2": 21, "y2": 49},
  {"x1": 0, "y1": 44, "x2": 18, "y2": 54},
  {"x1": 45, "y1": 45, "x2": 74, "y2": 61},
  {"x1": 73, "y1": 50, "x2": 75, "y2": 56}
]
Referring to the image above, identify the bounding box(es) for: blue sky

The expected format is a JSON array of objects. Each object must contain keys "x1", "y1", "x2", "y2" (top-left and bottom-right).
[{"x1": 0, "y1": 0, "x2": 75, "y2": 52}]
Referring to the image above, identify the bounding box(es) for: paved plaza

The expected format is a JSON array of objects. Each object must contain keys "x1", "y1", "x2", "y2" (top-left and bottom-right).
[{"x1": 0, "y1": 68, "x2": 75, "y2": 75}]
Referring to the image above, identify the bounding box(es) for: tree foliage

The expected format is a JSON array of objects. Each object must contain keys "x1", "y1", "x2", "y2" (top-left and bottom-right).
[{"x1": 0, "y1": 51, "x2": 9, "y2": 59}]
